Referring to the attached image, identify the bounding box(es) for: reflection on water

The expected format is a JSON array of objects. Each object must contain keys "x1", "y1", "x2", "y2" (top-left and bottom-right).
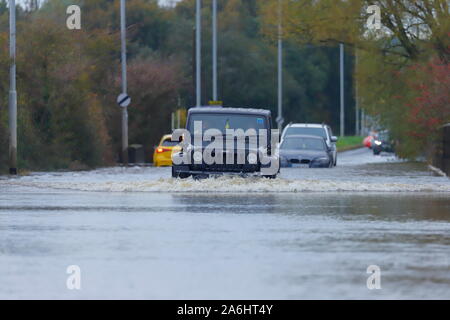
[
  {"x1": 0, "y1": 191, "x2": 449, "y2": 299},
  {"x1": 173, "y1": 193, "x2": 450, "y2": 222}
]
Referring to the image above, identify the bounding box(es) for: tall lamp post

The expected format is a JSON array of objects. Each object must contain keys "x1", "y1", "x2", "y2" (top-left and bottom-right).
[
  {"x1": 120, "y1": 0, "x2": 129, "y2": 165},
  {"x1": 355, "y1": 49, "x2": 360, "y2": 136},
  {"x1": 196, "y1": 0, "x2": 202, "y2": 107},
  {"x1": 276, "y1": 0, "x2": 284, "y2": 130},
  {"x1": 212, "y1": 0, "x2": 217, "y2": 102},
  {"x1": 9, "y1": 0, "x2": 17, "y2": 175},
  {"x1": 339, "y1": 43, "x2": 345, "y2": 137}
]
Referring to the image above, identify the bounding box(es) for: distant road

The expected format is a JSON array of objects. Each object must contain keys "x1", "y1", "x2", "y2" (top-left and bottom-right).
[{"x1": 337, "y1": 147, "x2": 398, "y2": 166}]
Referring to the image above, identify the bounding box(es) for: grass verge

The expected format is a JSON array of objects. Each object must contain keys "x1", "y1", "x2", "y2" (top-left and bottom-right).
[{"x1": 337, "y1": 136, "x2": 364, "y2": 152}]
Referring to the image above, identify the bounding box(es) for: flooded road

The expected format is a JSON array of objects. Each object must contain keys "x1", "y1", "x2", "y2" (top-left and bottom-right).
[{"x1": 0, "y1": 148, "x2": 449, "y2": 299}]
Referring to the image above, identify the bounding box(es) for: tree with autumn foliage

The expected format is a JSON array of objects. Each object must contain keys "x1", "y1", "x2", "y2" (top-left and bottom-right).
[
  {"x1": 0, "y1": 0, "x2": 186, "y2": 171},
  {"x1": 405, "y1": 58, "x2": 450, "y2": 152},
  {"x1": 6, "y1": 0, "x2": 444, "y2": 172},
  {"x1": 260, "y1": 0, "x2": 450, "y2": 158}
]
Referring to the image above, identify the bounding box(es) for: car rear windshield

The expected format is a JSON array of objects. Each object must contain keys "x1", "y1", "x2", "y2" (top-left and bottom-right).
[
  {"x1": 281, "y1": 137, "x2": 326, "y2": 151},
  {"x1": 284, "y1": 127, "x2": 327, "y2": 139},
  {"x1": 162, "y1": 139, "x2": 179, "y2": 147},
  {"x1": 188, "y1": 113, "x2": 267, "y2": 134}
]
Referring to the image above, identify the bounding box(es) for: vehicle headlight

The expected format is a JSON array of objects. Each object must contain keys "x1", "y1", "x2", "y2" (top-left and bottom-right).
[
  {"x1": 247, "y1": 153, "x2": 258, "y2": 164},
  {"x1": 374, "y1": 140, "x2": 382, "y2": 146},
  {"x1": 314, "y1": 157, "x2": 329, "y2": 163}
]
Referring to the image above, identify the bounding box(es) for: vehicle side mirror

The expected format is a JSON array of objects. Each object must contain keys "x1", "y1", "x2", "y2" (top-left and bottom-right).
[{"x1": 331, "y1": 136, "x2": 338, "y2": 143}]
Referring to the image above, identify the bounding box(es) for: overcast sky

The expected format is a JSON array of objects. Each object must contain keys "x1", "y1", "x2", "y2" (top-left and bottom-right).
[
  {"x1": 159, "y1": 0, "x2": 182, "y2": 6},
  {"x1": 16, "y1": 0, "x2": 182, "y2": 8}
]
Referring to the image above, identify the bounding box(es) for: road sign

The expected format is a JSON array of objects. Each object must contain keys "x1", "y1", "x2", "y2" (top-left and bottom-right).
[
  {"x1": 117, "y1": 93, "x2": 131, "y2": 108},
  {"x1": 209, "y1": 100, "x2": 223, "y2": 106}
]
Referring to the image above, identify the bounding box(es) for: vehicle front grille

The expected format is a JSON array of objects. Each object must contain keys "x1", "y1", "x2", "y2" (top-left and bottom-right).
[
  {"x1": 290, "y1": 159, "x2": 311, "y2": 164},
  {"x1": 191, "y1": 164, "x2": 260, "y2": 173}
]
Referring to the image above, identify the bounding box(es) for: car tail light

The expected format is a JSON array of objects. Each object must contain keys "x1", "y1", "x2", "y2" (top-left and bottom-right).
[{"x1": 157, "y1": 147, "x2": 171, "y2": 153}]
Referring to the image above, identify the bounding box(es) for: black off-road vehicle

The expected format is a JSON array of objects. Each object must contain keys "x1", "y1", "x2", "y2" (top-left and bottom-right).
[{"x1": 172, "y1": 107, "x2": 279, "y2": 179}]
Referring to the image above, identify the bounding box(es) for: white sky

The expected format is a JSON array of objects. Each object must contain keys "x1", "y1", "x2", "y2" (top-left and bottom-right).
[
  {"x1": 159, "y1": 0, "x2": 182, "y2": 6},
  {"x1": 16, "y1": 0, "x2": 182, "y2": 8}
]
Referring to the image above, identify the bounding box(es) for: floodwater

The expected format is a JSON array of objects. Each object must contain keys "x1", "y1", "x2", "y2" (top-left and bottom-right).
[{"x1": 0, "y1": 148, "x2": 449, "y2": 299}]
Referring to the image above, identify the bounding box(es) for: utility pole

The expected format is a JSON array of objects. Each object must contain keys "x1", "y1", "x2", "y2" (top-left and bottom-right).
[
  {"x1": 276, "y1": 0, "x2": 284, "y2": 130},
  {"x1": 339, "y1": 43, "x2": 345, "y2": 137},
  {"x1": 9, "y1": 0, "x2": 17, "y2": 175},
  {"x1": 355, "y1": 97, "x2": 360, "y2": 136},
  {"x1": 361, "y1": 109, "x2": 366, "y2": 136},
  {"x1": 196, "y1": 0, "x2": 202, "y2": 107},
  {"x1": 212, "y1": 0, "x2": 218, "y2": 102},
  {"x1": 355, "y1": 50, "x2": 360, "y2": 136},
  {"x1": 171, "y1": 112, "x2": 175, "y2": 132},
  {"x1": 120, "y1": 0, "x2": 129, "y2": 165}
]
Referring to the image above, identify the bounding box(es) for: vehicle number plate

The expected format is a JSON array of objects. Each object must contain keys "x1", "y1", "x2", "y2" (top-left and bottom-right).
[{"x1": 292, "y1": 163, "x2": 309, "y2": 168}]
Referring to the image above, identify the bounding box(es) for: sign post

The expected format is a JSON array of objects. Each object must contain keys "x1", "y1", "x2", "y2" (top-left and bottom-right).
[
  {"x1": 208, "y1": 100, "x2": 223, "y2": 107},
  {"x1": 120, "y1": 0, "x2": 129, "y2": 165}
]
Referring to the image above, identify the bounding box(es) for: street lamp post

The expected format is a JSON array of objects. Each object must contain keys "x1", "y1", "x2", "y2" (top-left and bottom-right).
[
  {"x1": 339, "y1": 43, "x2": 345, "y2": 137},
  {"x1": 355, "y1": 50, "x2": 360, "y2": 136},
  {"x1": 120, "y1": 0, "x2": 128, "y2": 165},
  {"x1": 196, "y1": 0, "x2": 202, "y2": 107},
  {"x1": 9, "y1": 0, "x2": 17, "y2": 175},
  {"x1": 212, "y1": 0, "x2": 217, "y2": 102},
  {"x1": 276, "y1": 0, "x2": 284, "y2": 130}
]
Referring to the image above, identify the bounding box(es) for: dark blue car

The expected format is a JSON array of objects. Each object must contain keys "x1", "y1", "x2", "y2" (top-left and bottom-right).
[{"x1": 280, "y1": 135, "x2": 333, "y2": 168}]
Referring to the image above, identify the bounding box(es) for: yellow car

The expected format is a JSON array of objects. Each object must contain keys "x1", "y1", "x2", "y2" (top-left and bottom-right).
[{"x1": 153, "y1": 134, "x2": 181, "y2": 167}]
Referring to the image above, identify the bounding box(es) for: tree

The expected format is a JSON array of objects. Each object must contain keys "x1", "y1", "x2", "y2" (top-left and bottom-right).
[
  {"x1": 261, "y1": 0, "x2": 449, "y2": 62},
  {"x1": 261, "y1": 0, "x2": 450, "y2": 157},
  {"x1": 0, "y1": 0, "x2": 366, "y2": 172}
]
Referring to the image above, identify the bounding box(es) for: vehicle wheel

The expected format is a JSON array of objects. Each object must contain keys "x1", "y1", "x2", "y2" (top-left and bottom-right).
[
  {"x1": 172, "y1": 167, "x2": 190, "y2": 179},
  {"x1": 373, "y1": 150, "x2": 381, "y2": 155},
  {"x1": 192, "y1": 174, "x2": 209, "y2": 180}
]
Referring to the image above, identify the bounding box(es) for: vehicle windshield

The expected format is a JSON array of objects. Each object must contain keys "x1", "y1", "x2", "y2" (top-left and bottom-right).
[
  {"x1": 188, "y1": 113, "x2": 267, "y2": 134},
  {"x1": 162, "y1": 139, "x2": 179, "y2": 147},
  {"x1": 281, "y1": 137, "x2": 326, "y2": 151},
  {"x1": 284, "y1": 127, "x2": 327, "y2": 139}
]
